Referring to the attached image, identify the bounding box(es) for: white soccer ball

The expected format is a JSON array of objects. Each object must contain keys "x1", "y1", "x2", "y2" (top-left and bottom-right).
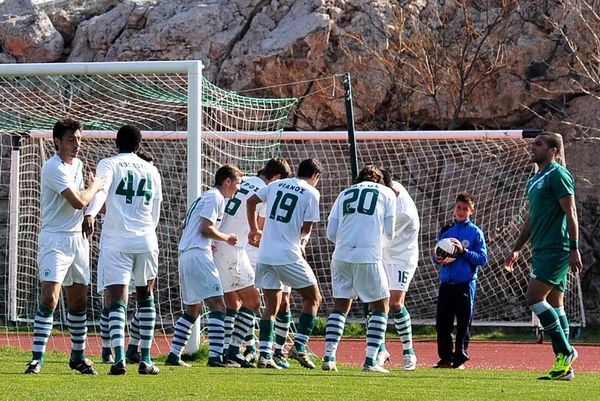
[{"x1": 435, "y1": 237, "x2": 458, "y2": 263}]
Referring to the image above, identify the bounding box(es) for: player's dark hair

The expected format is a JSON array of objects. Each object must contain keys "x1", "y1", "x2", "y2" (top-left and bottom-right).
[
  {"x1": 260, "y1": 158, "x2": 292, "y2": 180},
  {"x1": 381, "y1": 168, "x2": 394, "y2": 189},
  {"x1": 215, "y1": 164, "x2": 242, "y2": 186},
  {"x1": 52, "y1": 118, "x2": 82, "y2": 149},
  {"x1": 297, "y1": 158, "x2": 321, "y2": 179},
  {"x1": 355, "y1": 165, "x2": 383, "y2": 184},
  {"x1": 116, "y1": 124, "x2": 142, "y2": 152},
  {"x1": 136, "y1": 150, "x2": 154, "y2": 164},
  {"x1": 456, "y1": 192, "x2": 475, "y2": 208}
]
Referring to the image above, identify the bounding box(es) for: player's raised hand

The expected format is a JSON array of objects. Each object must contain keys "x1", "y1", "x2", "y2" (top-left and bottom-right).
[
  {"x1": 226, "y1": 233, "x2": 239, "y2": 246},
  {"x1": 503, "y1": 251, "x2": 519, "y2": 273}
]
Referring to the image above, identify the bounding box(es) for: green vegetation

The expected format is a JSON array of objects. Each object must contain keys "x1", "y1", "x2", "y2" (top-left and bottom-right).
[{"x1": 2, "y1": 347, "x2": 599, "y2": 401}]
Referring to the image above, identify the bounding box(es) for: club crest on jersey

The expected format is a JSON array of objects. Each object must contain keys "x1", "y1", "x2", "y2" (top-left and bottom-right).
[
  {"x1": 462, "y1": 240, "x2": 470, "y2": 248},
  {"x1": 43, "y1": 269, "x2": 51, "y2": 278}
]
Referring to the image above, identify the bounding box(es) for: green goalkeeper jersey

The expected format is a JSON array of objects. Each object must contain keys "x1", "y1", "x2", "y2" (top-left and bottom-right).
[{"x1": 526, "y1": 161, "x2": 574, "y2": 252}]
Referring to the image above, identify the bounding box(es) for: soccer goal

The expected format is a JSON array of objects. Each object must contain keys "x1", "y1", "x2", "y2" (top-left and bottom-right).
[{"x1": 0, "y1": 61, "x2": 297, "y2": 354}]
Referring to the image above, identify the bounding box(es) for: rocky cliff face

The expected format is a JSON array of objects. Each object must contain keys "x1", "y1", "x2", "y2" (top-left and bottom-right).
[{"x1": 1, "y1": 0, "x2": 599, "y2": 320}]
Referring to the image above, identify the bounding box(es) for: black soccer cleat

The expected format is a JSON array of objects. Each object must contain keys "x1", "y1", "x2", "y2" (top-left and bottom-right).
[
  {"x1": 207, "y1": 356, "x2": 240, "y2": 368},
  {"x1": 108, "y1": 360, "x2": 127, "y2": 375},
  {"x1": 138, "y1": 361, "x2": 160, "y2": 375},
  {"x1": 69, "y1": 358, "x2": 98, "y2": 375},
  {"x1": 24, "y1": 360, "x2": 41, "y2": 374},
  {"x1": 125, "y1": 351, "x2": 141, "y2": 364},
  {"x1": 226, "y1": 353, "x2": 255, "y2": 368}
]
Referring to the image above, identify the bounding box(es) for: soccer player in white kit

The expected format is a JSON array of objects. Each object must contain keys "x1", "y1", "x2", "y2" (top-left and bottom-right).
[
  {"x1": 213, "y1": 158, "x2": 292, "y2": 367},
  {"x1": 376, "y1": 169, "x2": 420, "y2": 370},
  {"x1": 25, "y1": 118, "x2": 104, "y2": 375},
  {"x1": 85, "y1": 125, "x2": 163, "y2": 375},
  {"x1": 165, "y1": 164, "x2": 242, "y2": 368},
  {"x1": 247, "y1": 158, "x2": 322, "y2": 369},
  {"x1": 323, "y1": 165, "x2": 396, "y2": 373}
]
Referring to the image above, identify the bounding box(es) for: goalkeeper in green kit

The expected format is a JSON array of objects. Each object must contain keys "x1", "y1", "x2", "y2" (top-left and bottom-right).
[{"x1": 505, "y1": 132, "x2": 582, "y2": 381}]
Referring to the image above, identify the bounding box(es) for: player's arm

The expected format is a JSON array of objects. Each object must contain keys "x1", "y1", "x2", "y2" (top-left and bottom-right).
[
  {"x1": 326, "y1": 196, "x2": 340, "y2": 242},
  {"x1": 559, "y1": 194, "x2": 583, "y2": 273},
  {"x1": 383, "y1": 193, "x2": 396, "y2": 241},
  {"x1": 504, "y1": 217, "x2": 531, "y2": 272},
  {"x1": 63, "y1": 172, "x2": 104, "y2": 210},
  {"x1": 151, "y1": 170, "x2": 163, "y2": 229},
  {"x1": 246, "y1": 194, "x2": 263, "y2": 242},
  {"x1": 457, "y1": 231, "x2": 488, "y2": 267},
  {"x1": 200, "y1": 217, "x2": 237, "y2": 245}
]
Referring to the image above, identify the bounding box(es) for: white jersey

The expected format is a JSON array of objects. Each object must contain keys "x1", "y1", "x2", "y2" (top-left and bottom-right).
[
  {"x1": 96, "y1": 152, "x2": 162, "y2": 253},
  {"x1": 257, "y1": 177, "x2": 320, "y2": 265},
  {"x1": 383, "y1": 181, "x2": 420, "y2": 266},
  {"x1": 40, "y1": 154, "x2": 85, "y2": 233},
  {"x1": 219, "y1": 176, "x2": 266, "y2": 248},
  {"x1": 329, "y1": 181, "x2": 396, "y2": 263},
  {"x1": 179, "y1": 188, "x2": 225, "y2": 252}
]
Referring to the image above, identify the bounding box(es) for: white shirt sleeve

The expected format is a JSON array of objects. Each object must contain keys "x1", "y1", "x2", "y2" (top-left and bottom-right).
[
  {"x1": 326, "y1": 195, "x2": 341, "y2": 242},
  {"x1": 48, "y1": 162, "x2": 74, "y2": 195},
  {"x1": 304, "y1": 191, "x2": 320, "y2": 223},
  {"x1": 199, "y1": 191, "x2": 220, "y2": 224},
  {"x1": 151, "y1": 168, "x2": 162, "y2": 228},
  {"x1": 256, "y1": 184, "x2": 269, "y2": 202}
]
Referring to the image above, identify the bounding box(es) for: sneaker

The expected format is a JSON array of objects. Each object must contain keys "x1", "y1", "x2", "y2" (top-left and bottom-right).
[
  {"x1": 538, "y1": 367, "x2": 575, "y2": 381},
  {"x1": 433, "y1": 360, "x2": 453, "y2": 369},
  {"x1": 165, "y1": 353, "x2": 191, "y2": 368},
  {"x1": 227, "y1": 353, "x2": 255, "y2": 368},
  {"x1": 69, "y1": 358, "x2": 98, "y2": 375},
  {"x1": 376, "y1": 349, "x2": 391, "y2": 366},
  {"x1": 402, "y1": 354, "x2": 417, "y2": 371},
  {"x1": 362, "y1": 364, "x2": 389, "y2": 373},
  {"x1": 322, "y1": 360, "x2": 338, "y2": 372},
  {"x1": 539, "y1": 348, "x2": 579, "y2": 380},
  {"x1": 109, "y1": 360, "x2": 127, "y2": 375},
  {"x1": 244, "y1": 349, "x2": 257, "y2": 364},
  {"x1": 273, "y1": 353, "x2": 290, "y2": 369},
  {"x1": 289, "y1": 347, "x2": 315, "y2": 369},
  {"x1": 24, "y1": 360, "x2": 41, "y2": 374},
  {"x1": 138, "y1": 361, "x2": 160, "y2": 375},
  {"x1": 256, "y1": 356, "x2": 283, "y2": 370},
  {"x1": 125, "y1": 351, "x2": 141, "y2": 364},
  {"x1": 207, "y1": 356, "x2": 240, "y2": 368}
]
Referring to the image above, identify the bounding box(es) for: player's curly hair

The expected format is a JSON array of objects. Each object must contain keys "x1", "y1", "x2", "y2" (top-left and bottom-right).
[
  {"x1": 116, "y1": 124, "x2": 142, "y2": 152},
  {"x1": 52, "y1": 118, "x2": 82, "y2": 149},
  {"x1": 260, "y1": 157, "x2": 292, "y2": 180},
  {"x1": 355, "y1": 165, "x2": 383, "y2": 184}
]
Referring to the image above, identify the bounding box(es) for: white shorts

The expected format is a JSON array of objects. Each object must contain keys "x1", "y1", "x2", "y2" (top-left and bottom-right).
[
  {"x1": 179, "y1": 248, "x2": 223, "y2": 305},
  {"x1": 383, "y1": 261, "x2": 417, "y2": 292},
  {"x1": 96, "y1": 262, "x2": 136, "y2": 295},
  {"x1": 246, "y1": 244, "x2": 259, "y2": 270},
  {"x1": 331, "y1": 259, "x2": 390, "y2": 303},
  {"x1": 213, "y1": 244, "x2": 255, "y2": 293},
  {"x1": 99, "y1": 248, "x2": 158, "y2": 288},
  {"x1": 37, "y1": 231, "x2": 90, "y2": 286},
  {"x1": 256, "y1": 260, "x2": 317, "y2": 290}
]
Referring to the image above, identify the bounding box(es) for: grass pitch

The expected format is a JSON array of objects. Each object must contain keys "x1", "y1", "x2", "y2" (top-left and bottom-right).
[{"x1": 1, "y1": 347, "x2": 599, "y2": 401}]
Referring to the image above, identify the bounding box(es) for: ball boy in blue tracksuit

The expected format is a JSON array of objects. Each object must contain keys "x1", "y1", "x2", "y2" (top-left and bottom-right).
[{"x1": 433, "y1": 192, "x2": 488, "y2": 369}]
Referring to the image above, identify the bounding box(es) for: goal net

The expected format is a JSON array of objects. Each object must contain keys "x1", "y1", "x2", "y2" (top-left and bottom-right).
[{"x1": 0, "y1": 61, "x2": 298, "y2": 353}]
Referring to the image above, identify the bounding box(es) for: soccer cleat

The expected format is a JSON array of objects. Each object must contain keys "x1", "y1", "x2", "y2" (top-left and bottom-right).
[
  {"x1": 402, "y1": 354, "x2": 417, "y2": 371},
  {"x1": 69, "y1": 358, "x2": 98, "y2": 375},
  {"x1": 207, "y1": 356, "x2": 240, "y2": 368},
  {"x1": 138, "y1": 361, "x2": 160, "y2": 375},
  {"x1": 433, "y1": 360, "x2": 453, "y2": 369},
  {"x1": 273, "y1": 353, "x2": 290, "y2": 369},
  {"x1": 226, "y1": 353, "x2": 255, "y2": 368},
  {"x1": 538, "y1": 348, "x2": 578, "y2": 380},
  {"x1": 289, "y1": 347, "x2": 315, "y2": 369},
  {"x1": 101, "y1": 352, "x2": 115, "y2": 364},
  {"x1": 256, "y1": 356, "x2": 283, "y2": 370},
  {"x1": 244, "y1": 349, "x2": 257, "y2": 364},
  {"x1": 362, "y1": 364, "x2": 389, "y2": 373},
  {"x1": 108, "y1": 360, "x2": 127, "y2": 375},
  {"x1": 24, "y1": 360, "x2": 41, "y2": 374},
  {"x1": 322, "y1": 360, "x2": 338, "y2": 372},
  {"x1": 376, "y1": 349, "x2": 391, "y2": 366},
  {"x1": 125, "y1": 351, "x2": 141, "y2": 364},
  {"x1": 538, "y1": 368, "x2": 575, "y2": 381},
  {"x1": 165, "y1": 353, "x2": 192, "y2": 368}
]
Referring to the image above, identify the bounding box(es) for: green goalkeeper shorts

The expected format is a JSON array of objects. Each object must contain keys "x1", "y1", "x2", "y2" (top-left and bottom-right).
[{"x1": 530, "y1": 249, "x2": 570, "y2": 292}]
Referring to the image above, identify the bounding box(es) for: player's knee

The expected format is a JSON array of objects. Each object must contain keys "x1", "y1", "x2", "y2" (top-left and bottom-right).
[{"x1": 242, "y1": 297, "x2": 261, "y2": 312}]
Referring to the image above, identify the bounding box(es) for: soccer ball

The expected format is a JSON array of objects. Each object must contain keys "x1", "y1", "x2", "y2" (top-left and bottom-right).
[{"x1": 435, "y1": 238, "x2": 458, "y2": 263}]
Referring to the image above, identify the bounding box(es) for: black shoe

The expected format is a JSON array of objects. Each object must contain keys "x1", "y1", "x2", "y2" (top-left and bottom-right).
[
  {"x1": 69, "y1": 358, "x2": 98, "y2": 375},
  {"x1": 433, "y1": 360, "x2": 453, "y2": 369},
  {"x1": 244, "y1": 349, "x2": 257, "y2": 364},
  {"x1": 108, "y1": 360, "x2": 127, "y2": 375},
  {"x1": 138, "y1": 361, "x2": 160, "y2": 375},
  {"x1": 165, "y1": 353, "x2": 192, "y2": 368},
  {"x1": 226, "y1": 353, "x2": 255, "y2": 368},
  {"x1": 207, "y1": 356, "x2": 240, "y2": 368},
  {"x1": 125, "y1": 351, "x2": 141, "y2": 364},
  {"x1": 24, "y1": 360, "x2": 41, "y2": 374},
  {"x1": 101, "y1": 352, "x2": 115, "y2": 364}
]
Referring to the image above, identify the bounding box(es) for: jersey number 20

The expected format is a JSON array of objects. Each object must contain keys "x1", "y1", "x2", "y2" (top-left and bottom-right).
[{"x1": 342, "y1": 188, "x2": 378, "y2": 216}]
